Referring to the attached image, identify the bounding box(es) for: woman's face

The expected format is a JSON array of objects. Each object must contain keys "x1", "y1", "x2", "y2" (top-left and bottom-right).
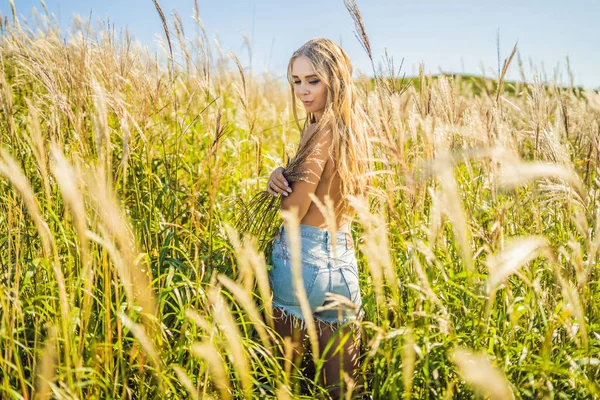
[{"x1": 291, "y1": 56, "x2": 327, "y2": 120}]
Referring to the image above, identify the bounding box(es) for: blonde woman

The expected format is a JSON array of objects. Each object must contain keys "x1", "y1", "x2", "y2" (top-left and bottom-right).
[{"x1": 266, "y1": 38, "x2": 374, "y2": 397}]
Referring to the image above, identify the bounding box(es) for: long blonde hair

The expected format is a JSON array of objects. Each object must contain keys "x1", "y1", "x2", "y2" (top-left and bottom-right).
[{"x1": 286, "y1": 38, "x2": 374, "y2": 217}]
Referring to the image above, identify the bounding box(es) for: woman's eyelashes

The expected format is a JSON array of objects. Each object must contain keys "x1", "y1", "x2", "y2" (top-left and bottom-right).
[{"x1": 293, "y1": 79, "x2": 320, "y2": 85}]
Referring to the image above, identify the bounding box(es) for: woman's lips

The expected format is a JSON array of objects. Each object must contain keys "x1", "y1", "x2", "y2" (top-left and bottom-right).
[{"x1": 302, "y1": 100, "x2": 313, "y2": 106}]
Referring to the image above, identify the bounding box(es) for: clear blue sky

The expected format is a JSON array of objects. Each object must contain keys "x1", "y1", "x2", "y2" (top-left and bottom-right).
[{"x1": 3, "y1": 0, "x2": 599, "y2": 88}]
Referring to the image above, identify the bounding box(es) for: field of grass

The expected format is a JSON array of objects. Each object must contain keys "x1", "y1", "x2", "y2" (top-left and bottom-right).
[{"x1": 0, "y1": 2, "x2": 599, "y2": 399}]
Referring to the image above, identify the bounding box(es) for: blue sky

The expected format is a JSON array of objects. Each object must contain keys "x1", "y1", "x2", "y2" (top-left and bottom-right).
[{"x1": 3, "y1": 0, "x2": 599, "y2": 88}]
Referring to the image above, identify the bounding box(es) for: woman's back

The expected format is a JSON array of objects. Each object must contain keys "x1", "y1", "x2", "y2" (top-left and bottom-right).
[{"x1": 281, "y1": 123, "x2": 355, "y2": 233}]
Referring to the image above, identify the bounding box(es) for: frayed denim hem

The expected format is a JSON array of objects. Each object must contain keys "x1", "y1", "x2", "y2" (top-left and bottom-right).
[{"x1": 272, "y1": 303, "x2": 364, "y2": 336}]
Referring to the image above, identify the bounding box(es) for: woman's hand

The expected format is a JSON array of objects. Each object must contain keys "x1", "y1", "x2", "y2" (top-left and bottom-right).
[{"x1": 267, "y1": 167, "x2": 292, "y2": 197}]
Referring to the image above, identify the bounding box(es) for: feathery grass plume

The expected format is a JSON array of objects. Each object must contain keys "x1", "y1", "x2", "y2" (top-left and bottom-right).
[
  {"x1": 438, "y1": 161, "x2": 473, "y2": 275},
  {"x1": 230, "y1": 52, "x2": 247, "y2": 109},
  {"x1": 151, "y1": 0, "x2": 172, "y2": 60},
  {"x1": 434, "y1": 75, "x2": 462, "y2": 126},
  {"x1": 222, "y1": 222, "x2": 255, "y2": 291},
  {"x1": 223, "y1": 223, "x2": 273, "y2": 328},
  {"x1": 192, "y1": 0, "x2": 212, "y2": 81},
  {"x1": 498, "y1": 158, "x2": 586, "y2": 201},
  {"x1": 585, "y1": 205, "x2": 600, "y2": 285},
  {"x1": 25, "y1": 99, "x2": 52, "y2": 202},
  {"x1": 91, "y1": 78, "x2": 112, "y2": 190},
  {"x1": 451, "y1": 348, "x2": 514, "y2": 400},
  {"x1": 118, "y1": 312, "x2": 162, "y2": 375},
  {"x1": 346, "y1": 195, "x2": 387, "y2": 313},
  {"x1": 552, "y1": 265, "x2": 589, "y2": 351},
  {"x1": 217, "y1": 274, "x2": 272, "y2": 351},
  {"x1": 279, "y1": 208, "x2": 320, "y2": 363},
  {"x1": 0, "y1": 149, "x2": 53, "y2": 257},
  {"x1": 425, "y1": 187, "x2": 443, "y2": 244},
  {"x1": 416, "y1": 154, "x2": 473, "y2": 275},
  {"x1": 208, "y1": 286, "x2": 252, "y2": 398},
  {"x1": 276, "y1": 383, "x2": 294, "y2": 399},
  {"x1": 343, "y1": 0, "x2": 372, "y2": 64},
  {"x1": 7, "y1": 0, "x2": 19, "y2": 31},
  {"x1": 0, "y1": 149, "x2": 71, "y2": 365},
  {"x1": 116, "y1": 109, "x2": 132, "y2": 186},
  {"x1": 416, "y1": 63, "x2": 433, "y2": 118},
  {"x1": 495, "y1": 42, "x2": 519, "y2": 104},
  {"x1": 402, "y1": 328, "x2": 416, "y2": 400},
  {"x1": 0, "y1": 56, "x2": 17, "y2": 142},
  {"x1": 49, "y1": 143, "x2": 94, "y2": 355},
  {"x1": 484, "y1": 236, "x2": 548, "y2": 319},
  {"x1": 172, "y1": 9, "x2": 191, "y2": 76},
  {"x1": 190, "y1": 342, "x2": 231, "y2": 400},
  {"x1": 172, "y1": 364, "x2": 200, "y2": 400},
  {"x1": 411, "y1": 256, "x2": 451, "y2": 334},
  {"x1": 486, "y1": 236, "x2": 548, "y2": 291},
  {"x1": 84, "y1": 167, "x2": 158, "y2": 325},
  {"x1": 35, "y1": 325, "x2": 57, "y2": 400}
]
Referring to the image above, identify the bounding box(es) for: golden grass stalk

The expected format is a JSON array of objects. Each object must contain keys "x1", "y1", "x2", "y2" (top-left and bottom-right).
[
  {"x1": 190, "y1": 342, "x2": 231, "y2": 400},
  {"x1": 172, "y1": 364, "x2": 200, "y2": 400},
  {"x1": 24, "y1": 99, "x2": 52, "y2": 203},
  {"x1": 118, "y1": 312, "x2": 162, "y2": 371},
  {"x1": 230, "y1": 52, "x2": 247, "y2": 110},
  {"x1": 222, "y1": 223, "x2": 273, "y2": 328},
  {"x1": 91, "y1": 78, "x2": 112, "y2": 190},
  {"x1": 0, "y1": 149, "x2": 71, "y2": 371},
  {"x1": 208, "y1": 286, "x2": 252, "y2": 398},
  {"x1": 151, "y1": 0, "x2": 173, "y2": 60},
  {"x1": 411, "y1": 256, "x2": 451, "y2": 334},
  {"x1": 0, "y1": 149, "x2": 53, "y2": 256},
  {"x1": 484, "y1": 236, "x2": 548, "y2": 320},
  {"x1": 35, "y1": 325, "x2": 57, "y2": 400},
  {"x1": 498, "y1": 159, "x2": 586, "y2": 203},
  {"x1": 217, "y1": 274, "x2": 272, "y2": 351},
  {"x1": 402, "y1": 328, "x2": 416, "y2": 400},
  {"x1": 49, "y1": 143, "x2": 94, "y2": 356},
  {"x1": 553, "y1": 268, "x2": 589, "y2": 351},
  {"x1": 185, "y1": 309, "x2": 213, "y2": 333},
  {"x1": 495, "y1": 42, "x2": 519, "y2": 104},
  {"x1": 486, "y1": 236, "x2": 547, "y2": 291},
  {"x1": 424, "y1": 187, "x2": 443, "y2": 245},
  {"x1": 279, "y1": 208, "x2": 320, "y2": 363},
  {"x1": 172, "y1": 9, "x2": 190, "y2": 75},
  {"x1": 347, "y1": 195, "x2": 397, "y2": 310},
  {"x1": 0, "y1": 61, "x2": 15, "y2": 141},
  {"x1": 437, "y1": 164, "x2": 473, "y2": 275},
  {"x1": 451, "y1": 348, "x2": 514, "y2": 400},
  {"x1": 343, "y1": 0, "x2": 372, "y2": 62},
  {"x1": 223, "y1": 223, "x2": 255, "y2": 291},
  {"x1": 276, "y1": 384, "x2": 294, "y2": 400},
  {"x1": 85, "y1": 168, "x2": 157, "y2": 321}
]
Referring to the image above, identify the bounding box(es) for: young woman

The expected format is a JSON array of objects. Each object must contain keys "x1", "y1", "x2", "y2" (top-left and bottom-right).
[{"x1": 265, "y1": 38, "x2": 374, "y2": 397}]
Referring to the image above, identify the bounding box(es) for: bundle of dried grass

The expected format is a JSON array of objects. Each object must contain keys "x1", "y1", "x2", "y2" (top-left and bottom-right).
[{"x1": 232, "y1": 129, "x2": 327, "y2": 257}]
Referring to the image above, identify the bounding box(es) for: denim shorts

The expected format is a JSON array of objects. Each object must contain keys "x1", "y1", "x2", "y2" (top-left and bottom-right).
[{"x1": 269, "y1": 224, "x2": 363, "y2": 328}]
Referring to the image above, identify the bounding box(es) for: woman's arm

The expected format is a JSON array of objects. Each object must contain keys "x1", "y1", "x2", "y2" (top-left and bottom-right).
[{"x1": 280, "y1": 127, "x2": 333, "y2": 221}]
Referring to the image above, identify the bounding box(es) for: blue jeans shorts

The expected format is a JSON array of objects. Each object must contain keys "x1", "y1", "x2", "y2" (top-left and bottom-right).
[{"x1": 269, "y1": 224, "x2": 364, "y2": 328}]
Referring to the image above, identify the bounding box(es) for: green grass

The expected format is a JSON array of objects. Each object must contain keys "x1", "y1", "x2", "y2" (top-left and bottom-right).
[{"x1": 0, "y1": 4, "x2": 599, "y2": 399}]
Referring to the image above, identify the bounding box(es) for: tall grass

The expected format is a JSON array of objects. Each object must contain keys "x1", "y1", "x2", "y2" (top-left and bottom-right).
[{"x1": 0, "y1": 2, "x2": 599, "y2": 399}]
